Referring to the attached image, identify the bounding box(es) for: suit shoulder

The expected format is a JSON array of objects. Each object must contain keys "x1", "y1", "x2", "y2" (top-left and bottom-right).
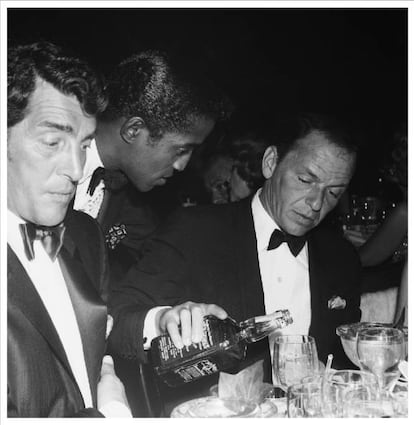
[
  {"x1": 66, "y1": 209, "x2": 102, "y2": 236},
  {"x1": 313, "y1": 223, "x2": 360, "y2": 259},
  {"x1": 166, "y1": 202, "x2": 235, "y2": 226},
  {"x1": 171, "y1": 199, "x2": 247, "y2": 221}
]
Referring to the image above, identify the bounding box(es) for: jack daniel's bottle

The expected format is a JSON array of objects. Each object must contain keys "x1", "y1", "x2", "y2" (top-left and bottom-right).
[{"x1": 150, "y1": 309, "x2": 293, "y2": 387}]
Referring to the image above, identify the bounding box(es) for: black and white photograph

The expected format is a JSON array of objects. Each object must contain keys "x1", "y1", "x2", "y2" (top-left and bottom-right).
[{"x1": 1, "y1": 1, "x2": 410, "y2": 420}]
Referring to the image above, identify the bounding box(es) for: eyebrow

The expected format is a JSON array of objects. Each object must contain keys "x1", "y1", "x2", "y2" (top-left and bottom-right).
[
  {"x1": 39, "y1": 121, "x2": 96, "y2": 142},
  {"x1": 177, "y1": 142, "x2": 199, "y2": 149},
  {"x1": 39, "y1": 121, "x2": 74, "y2": 133},
  {"x1": 304, "y1": 168, "x2": 348, "y2": 187},
  {"x1": 83, "y1": 131, "x2": 96, "y2": 142}
]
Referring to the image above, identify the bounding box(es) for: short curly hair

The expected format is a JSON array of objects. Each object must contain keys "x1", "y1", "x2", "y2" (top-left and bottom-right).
[
  {"x1": 100, "y1": 50, "x2": 232, "y2": 138},
  {"x1": 8, "y1": 41, "x2": 107, "y2": 128}
]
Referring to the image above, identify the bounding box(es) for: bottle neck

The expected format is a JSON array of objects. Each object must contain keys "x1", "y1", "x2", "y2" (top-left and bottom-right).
[{"x1": 237, "y1": 310, "x2": 293, "y2": 343}]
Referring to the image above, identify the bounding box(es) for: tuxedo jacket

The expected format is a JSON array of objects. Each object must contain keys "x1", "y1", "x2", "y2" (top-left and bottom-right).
[
  {"x1": 97, "y1": 183, "x2": 159, "y2": 285},
  {"x1": 8, "y1": 210, "x2": 109, "y2": 417},
  {"x1": 109, "y1": 197, "x2": 362, "y2": 370}
]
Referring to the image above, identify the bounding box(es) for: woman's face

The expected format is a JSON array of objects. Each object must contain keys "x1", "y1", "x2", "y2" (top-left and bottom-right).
[{"x1": 229, "y1": 167, "x2": 252, "y2": 202}]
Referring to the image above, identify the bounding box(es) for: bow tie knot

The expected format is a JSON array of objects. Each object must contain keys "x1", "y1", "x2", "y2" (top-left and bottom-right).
[
  {"x1": 267, "y1": 228, "x2": 306, "y2": 257},
  {"x1": 19, "y1": 222, "x2": 65, "y2": 262}
]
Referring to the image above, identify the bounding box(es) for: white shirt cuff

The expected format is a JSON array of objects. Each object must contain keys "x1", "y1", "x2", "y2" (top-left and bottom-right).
[
  {"x1": 100, "y1": 400, "x2": 133, "y2": 417},
  {"x1": 143, "y1": 306, "x2": 171, "y2": 350}
]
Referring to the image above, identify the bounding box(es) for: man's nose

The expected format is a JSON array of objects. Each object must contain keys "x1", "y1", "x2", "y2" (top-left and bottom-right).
[
  {"x1": 60, "y1": 144, "x2": 84, "y2": 182},
  {"x1": 173, "y1": 154, "x2": 191, "y2": 172},
  {"x1": 306, "y1": 188, "x2": 324, "y2": 212}
]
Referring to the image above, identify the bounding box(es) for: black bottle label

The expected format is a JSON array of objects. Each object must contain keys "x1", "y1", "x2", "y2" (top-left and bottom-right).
[
  {"x1": 151, "y1": 316, "x2": 244, "y2": 386},
  {"x1": 175, "y1": 358, "x2": 219, "y2": 383}
]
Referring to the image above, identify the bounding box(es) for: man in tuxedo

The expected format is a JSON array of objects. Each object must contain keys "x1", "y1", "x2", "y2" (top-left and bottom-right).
[
  {"x1": 73, "y1": 51, "x2": 232, "y2": 283},
  {"x1": 7, "y1": 41, "x2": 131, "y2": 417},
  {"x1": 109, "y1": 114, "x2": 362, "y2": 412}
]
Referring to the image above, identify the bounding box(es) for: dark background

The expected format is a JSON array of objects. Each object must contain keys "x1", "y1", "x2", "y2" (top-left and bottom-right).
[{"x1": 8, "y1": 7, "x2": 408, "y2": 197}]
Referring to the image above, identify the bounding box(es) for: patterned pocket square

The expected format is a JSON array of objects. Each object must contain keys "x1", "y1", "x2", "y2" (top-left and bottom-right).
[{"x1": 328, "y1": 295, "x2": 346, "y2": 310}]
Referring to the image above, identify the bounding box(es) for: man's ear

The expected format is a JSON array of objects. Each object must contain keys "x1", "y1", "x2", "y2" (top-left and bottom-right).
[
  {"x1": 262, "y1": 145, "x2": 278, "y2": 179},
  {"x1": 120, "y1": 116, "x2": 146, "y2": 144}
]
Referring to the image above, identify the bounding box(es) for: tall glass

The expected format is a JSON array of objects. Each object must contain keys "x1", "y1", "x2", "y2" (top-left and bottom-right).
[
  {"x1": 287, "y1": 381, "x2": 323, "y2": 417},
  {"x1": 273, "y1": 335, "x2": 319, "y2": 392},
  {"x1": 356, "y1": 326, "x2": 405, "y2": 392}
]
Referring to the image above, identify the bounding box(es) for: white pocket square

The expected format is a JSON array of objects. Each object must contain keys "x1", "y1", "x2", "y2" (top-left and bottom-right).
[{"x1": 327, "y1": 295, "x2": 346, "y2": 310}]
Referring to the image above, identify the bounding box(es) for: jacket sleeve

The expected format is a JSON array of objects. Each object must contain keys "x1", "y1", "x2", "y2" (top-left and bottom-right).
[
  {"x1": 108, "y1": 208, "x2": 194, "y2": 362},
  {"x1": 7, "y1": 385, "x2": 104, "y2": 418}
]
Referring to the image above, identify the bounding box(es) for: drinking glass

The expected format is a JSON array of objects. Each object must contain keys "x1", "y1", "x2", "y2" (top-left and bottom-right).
[
  {"x1": 390, "y1": 381, "x2": 408, "y2": 417},
  {"x1": 356, "y1": 326, "x2": 405, "y2": 392},
  {"x1": 287, "y1": 381, "x2": 323, "y2": 417},
  {"x1": 273, "y1": 335, "x2": 319, "y2": 392},
  {"x1": 343, "y1": 388, "x2": 395, "y2": 418},
  {"x1": 321, "y1": 369, "x2": 379, "y2": 417}
]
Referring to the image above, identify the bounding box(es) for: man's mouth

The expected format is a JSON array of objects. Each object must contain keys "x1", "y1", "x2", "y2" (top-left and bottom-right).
[
  {"x1": 294, "y1": 211, "x2": 315, "y2": 222},
  {"x1": 48, "y1": 190, "x2": 75, "y2": 202}
]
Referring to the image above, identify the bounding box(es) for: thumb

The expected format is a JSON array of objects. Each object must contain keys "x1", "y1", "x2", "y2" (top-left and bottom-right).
[
  {"x1": 204, "y1": 304, "x2": 228, "y2": 320},
  {"x1": 101, "y1": 355, "x2": 115, "y2": 376}
]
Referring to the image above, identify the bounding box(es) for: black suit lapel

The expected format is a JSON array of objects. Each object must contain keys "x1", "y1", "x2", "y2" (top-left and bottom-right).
[
  {"x1": 59, "y1": 235, "x2": 107, "y2": 405},
  {"x1": 233, "y1": 198, "x2": 266, "y2": 320},
  {"x1": 7, "y1": 246, "x2": 74, "y2": 381},
  {"x1": 307, "y1": 228, "x2": 336, "y2": 330},
  {"x1": 97, "y1": 189, "x2": 126, "y2": 235},
  {"x1": 232, "y1": 199, "x2": 270, "y2": 380}
]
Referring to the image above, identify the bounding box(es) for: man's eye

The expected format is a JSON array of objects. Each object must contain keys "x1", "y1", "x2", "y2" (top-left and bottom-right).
[
  {"x1": 81, "y1": 140, "x2": 92, "y2": 151},
  {"x1": 298, "y1": 176, "x2": 311, "y2": 184},
  {"x1": 44, "y1": 138, "x2": 61, "y2": 148},
  {"x1": 177, "y1": 148, "x2": 191, "y2": 156},
  {"x1": 328, "y1": 190, "x2": 341, "y2": 199}
]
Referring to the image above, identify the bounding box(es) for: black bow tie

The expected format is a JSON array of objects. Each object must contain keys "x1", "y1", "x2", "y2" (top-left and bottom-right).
[
  {"x1": 267, "y1": 229, "x2": 307, "y2": 257},
  {"x1": 19, "y1": 222, "x2": 65, "y2": 262},
  {"x1": 87, "y1": 167, "x2": 128, "y2": 196}
]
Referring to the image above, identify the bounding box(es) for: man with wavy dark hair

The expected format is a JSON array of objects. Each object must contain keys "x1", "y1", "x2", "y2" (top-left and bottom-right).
[
  {"x1": 73, "y1": 50, "x2": 232, "y2": 281},
  {"x1": 7, "y1": 41, "x2": 131, "y2": 417}
]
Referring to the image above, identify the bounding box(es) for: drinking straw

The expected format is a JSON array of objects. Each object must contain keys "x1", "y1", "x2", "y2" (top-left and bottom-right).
[{"x1": 325, "y1": 354, "x2": 333, "y2": 374}]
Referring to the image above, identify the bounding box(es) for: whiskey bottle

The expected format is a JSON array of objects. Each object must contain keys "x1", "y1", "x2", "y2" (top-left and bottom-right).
[{"x1": 150, "y1": 309, "x2": 293, "y2": 387}]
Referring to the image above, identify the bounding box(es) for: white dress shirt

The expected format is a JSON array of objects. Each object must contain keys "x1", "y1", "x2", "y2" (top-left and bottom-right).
[
  {"x1": 251, "y1": 190, "x2": 312, "y2": 374},
  {"x1": 73, "y1": 139, "x2": 105, "y2": 218},
  {"x1": 7, "y1": 210, "x2": 132, "y2": 417},
  {"x1": 8, "y1": 210, "x2": 93, "y2": 408}
]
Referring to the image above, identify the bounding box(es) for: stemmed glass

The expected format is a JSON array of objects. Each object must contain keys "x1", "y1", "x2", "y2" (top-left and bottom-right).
[
  {"x1": 356, "y1": 326, "x2": 405, "y2": 393},
  {"x1": 273, "y1": 335, "x2": 319, "y2": 393}
]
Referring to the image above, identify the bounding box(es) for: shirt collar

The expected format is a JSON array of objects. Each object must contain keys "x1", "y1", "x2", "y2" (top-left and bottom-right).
[
  {"x1": 7, "y1": 209, "x2": 28, "y2": 259},
  {"x1": 251, "y1": 189, "x2": 282, "y2": 251},
  {"x1": 79, "y1": 138, "x2": 104, "y2": 184}
]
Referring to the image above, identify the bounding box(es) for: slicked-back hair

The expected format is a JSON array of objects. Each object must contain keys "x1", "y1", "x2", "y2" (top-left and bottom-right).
[
  {"x1": 274, "y1": 113, "x2": 359, "y2": 166},
  {"x1": 8, "y1": 41, "x2": 107, "y2": 128},
  {"x1": 100, "y1": 50, "x2": 233, "y2": 138}
]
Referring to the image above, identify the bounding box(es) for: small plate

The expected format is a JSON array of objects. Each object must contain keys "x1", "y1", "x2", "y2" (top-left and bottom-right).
[{"x1": 171, "y1": 396, "x2": 259, "y2": 418}]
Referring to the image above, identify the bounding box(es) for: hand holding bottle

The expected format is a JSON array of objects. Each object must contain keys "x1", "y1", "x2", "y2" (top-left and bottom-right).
[
  {"x1": 152, "y1": 309, "x2": 293, "y2": 387},
  {"x1": 156, "y1": 301, "x2": 228, "y2": 349}
]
